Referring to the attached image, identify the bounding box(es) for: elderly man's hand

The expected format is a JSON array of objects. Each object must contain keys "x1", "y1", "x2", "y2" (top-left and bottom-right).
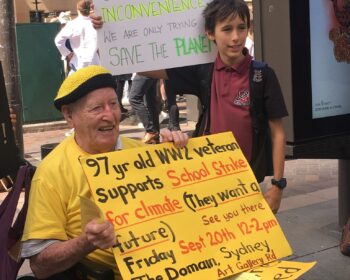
[
  {"x1": 160, "y1": 128, "x2": 189, "y2": 148},
  {"x1": 84, "y1": 219, "x2": 116, "y2": 250}
]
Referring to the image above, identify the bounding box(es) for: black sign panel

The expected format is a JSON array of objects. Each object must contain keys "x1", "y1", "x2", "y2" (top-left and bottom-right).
[
  {"x1": 290, "y1": 0, "x2": 350, "y2": 143},
  {"x1": 0, "y1": 62, "x2": 19, "y2": 178}
]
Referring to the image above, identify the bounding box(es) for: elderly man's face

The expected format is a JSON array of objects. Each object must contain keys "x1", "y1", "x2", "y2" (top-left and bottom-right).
[{"x1": 63, "y1": 87, "x2": 121, "y2": 154}]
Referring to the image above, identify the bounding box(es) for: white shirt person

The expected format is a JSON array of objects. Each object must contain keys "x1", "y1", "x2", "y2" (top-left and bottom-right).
[{"x1": 55, "y1": 0, "x2": 100, "y2": 75}]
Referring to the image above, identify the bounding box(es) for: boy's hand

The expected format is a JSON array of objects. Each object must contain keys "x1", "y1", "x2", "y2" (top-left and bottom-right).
[
  {"x1": 263, "y1": 186, "x2": 283, "y2": 214},
  {"x1": 90, "y1": 14, "x2": 104, "y2": 29},
  {"x1": 160, "y1": 128, "x2": 188, "y2": 148}
]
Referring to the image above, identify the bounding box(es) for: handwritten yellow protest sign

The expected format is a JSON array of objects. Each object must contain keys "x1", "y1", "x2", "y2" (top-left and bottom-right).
[
  {"x1": 80, "y1": 132, "x2": 292, "y2": 279},
  {"x1": 226, "y1": 272, "x2": 261, "y2": 280},
  {"x1": 245, "y1": 260, "x2": 316, "y2": 279},
  {"x1": 225, "y1": 260, "x2": 316, "y2": 280},
  {"x1": 79, "y1": 195, "x2": 105, "y2": 229}
]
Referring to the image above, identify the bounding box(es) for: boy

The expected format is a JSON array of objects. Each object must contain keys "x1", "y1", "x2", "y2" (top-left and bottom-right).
[
  {"x1": 92, "y1": 0, "x2": 288, "y2": 213},
  {"x1": 169, "y1": 0, "x2": 288, "y2": 214}
]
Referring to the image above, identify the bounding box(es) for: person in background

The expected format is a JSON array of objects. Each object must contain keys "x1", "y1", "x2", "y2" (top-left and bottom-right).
[
  {"x1": 159, "y1": 79, "x2": 168, "y2": 114},
  {"x1": 245, "y1": 19, "x2": 254, "y2": 58},
  {"x1": 55, "y1": 0, "x2": 100, "y2": 75},
  {"x1": 128, "y1": 75, "x2": 161, "y2": 144},
  {"x1": 21, "y1": 65, "x2": 188, "y2": 279},
  {"x1": 162, "y1": 79, "x2": 181, "y2": 131},
  {"x1": 158, "y1": 79, "x2": 169, "y2": 125},
  {"x1": 114, "y1": 73, "x2": 133, "y2": 114},
  {"x1": 52, "y1": 11, "x2": 73, "y2": 76}
]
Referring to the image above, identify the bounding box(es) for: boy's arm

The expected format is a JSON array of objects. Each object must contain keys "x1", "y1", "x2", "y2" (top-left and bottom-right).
[
  {"x1": 138, "y1": 70, "x2": 168, "y2": 79},
  {"x1": 90, "y1": 14, "x2": 103, "y2": 29},
  {"x1": 264, "y1": 118, "x2": 286, "y2": 214}
]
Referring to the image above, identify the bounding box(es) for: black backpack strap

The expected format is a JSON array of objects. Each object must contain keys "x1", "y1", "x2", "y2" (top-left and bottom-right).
[
  {"x1": 249, "y1": 60, "x2": 274, "y2": 182},
  {"x1": 193, "y1": 63, "x2": 214, "y2": 137},
  {"x1": 251, "y1": 60, "x2": 267, "y2": 69},
  {"x1": 249, "y1": 60, "x2": 268, "y2": 129}
]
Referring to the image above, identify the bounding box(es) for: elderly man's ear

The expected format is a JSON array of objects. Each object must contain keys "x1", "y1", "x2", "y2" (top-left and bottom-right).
[{"x1": 61, "y1": 106, "x2": 74, "y2": 126}]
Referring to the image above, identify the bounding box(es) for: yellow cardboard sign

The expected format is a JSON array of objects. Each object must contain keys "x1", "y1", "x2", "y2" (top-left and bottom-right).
[
  {"x1": 79, "y1": 195, "x2": 105, "y2": 230},
  {"x1": 80, "y1": 132, "x2": 292, "y2": 279},
  {"x1": 224, "y1": 260, "x2": 316, "y2": 279},
  {"x1": 245, "y1": 260, "x2": 316, "y2": 279},
  {"x1": 226, "y1": 272, "x2": 261, "y2": 280}
]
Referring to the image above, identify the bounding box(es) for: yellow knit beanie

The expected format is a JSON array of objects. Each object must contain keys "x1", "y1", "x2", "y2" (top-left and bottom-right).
[{"x1": 54, "y1": 65, "x2": 116, "y2": 111}]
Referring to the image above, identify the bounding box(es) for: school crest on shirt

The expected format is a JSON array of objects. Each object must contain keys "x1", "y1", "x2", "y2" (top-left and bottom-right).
[{"x1": 234, "y1": 90, "x2": 250, "y2": 106}]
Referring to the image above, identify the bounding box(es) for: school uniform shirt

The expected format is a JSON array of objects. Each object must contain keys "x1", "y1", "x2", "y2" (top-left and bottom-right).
[
  {"x1": 210, "y1": 54, "x2": 253, "y2": 161},
  {"x1": 166, "y1": 53, "x2": 288, "y2": 181}
]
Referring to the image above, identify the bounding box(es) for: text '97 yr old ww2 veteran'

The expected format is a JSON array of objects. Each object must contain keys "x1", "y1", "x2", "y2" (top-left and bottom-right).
[{"x1": 20, "y1": 65, "x2": 188, "y2": 279}]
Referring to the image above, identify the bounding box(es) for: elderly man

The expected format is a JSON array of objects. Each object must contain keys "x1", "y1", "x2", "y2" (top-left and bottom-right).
[{"x1": 21, "y1": 65, "x2": 188, "y2": 279}]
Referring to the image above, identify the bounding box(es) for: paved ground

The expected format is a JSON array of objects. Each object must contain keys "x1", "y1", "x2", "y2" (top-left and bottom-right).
[{"x1": 4, "y1": 102, "x2": 350, "y2": 279}]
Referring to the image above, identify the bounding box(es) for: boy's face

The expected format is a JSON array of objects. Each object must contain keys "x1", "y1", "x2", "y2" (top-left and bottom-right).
[{"x1": 207, "y1": 14, "x2": 249, "y2": 66}]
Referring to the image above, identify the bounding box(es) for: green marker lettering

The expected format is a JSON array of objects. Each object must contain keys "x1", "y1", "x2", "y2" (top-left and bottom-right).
[
  {"x1": 100, "y1": 0, "x2": 204, "y2": 23},
  {"x1": 173, "y1": 35, "x2": 213, "y2": 56}
]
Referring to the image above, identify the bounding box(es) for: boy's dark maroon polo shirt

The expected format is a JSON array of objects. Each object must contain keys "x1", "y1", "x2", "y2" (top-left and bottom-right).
[{"x1": 210, "y1": 54, "x2": 253, "y2": 161}]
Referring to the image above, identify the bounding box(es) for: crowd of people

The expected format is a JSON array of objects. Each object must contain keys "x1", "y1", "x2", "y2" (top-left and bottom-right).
[{"x1": 3, "y1": 0, "x2": 289, "y2": 278}]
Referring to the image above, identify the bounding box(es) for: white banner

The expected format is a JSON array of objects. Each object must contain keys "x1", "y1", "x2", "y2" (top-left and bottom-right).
[{"x1": 94, "y1": 0, "x2": 217, "y2": 75}]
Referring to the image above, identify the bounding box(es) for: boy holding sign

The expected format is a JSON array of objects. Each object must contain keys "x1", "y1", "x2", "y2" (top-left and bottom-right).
[
  {"x1": 165, "y1": 0, "x2": 289, "y2": 214},
  {"x1": 92, "y1": 0, "x2": 288, "y2": 214}
]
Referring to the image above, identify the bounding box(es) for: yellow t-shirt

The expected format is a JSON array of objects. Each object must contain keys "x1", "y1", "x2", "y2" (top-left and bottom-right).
[{"x1": 22, "y1": 136, "x2": 143, "y2": 279}]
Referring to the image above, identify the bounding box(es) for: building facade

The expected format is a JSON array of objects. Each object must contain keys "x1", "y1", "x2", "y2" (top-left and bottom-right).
[{"x1": 14, "y1": 0, "x2": 78, "y2": 23}]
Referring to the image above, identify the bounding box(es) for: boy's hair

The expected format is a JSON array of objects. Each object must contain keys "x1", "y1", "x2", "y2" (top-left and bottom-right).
[
  {"x1": 77, "y1": 0, "x2": 92, "y2": 16},
  {"x1": 203, "y1": 0, "x2": 250, "y2": 34}
]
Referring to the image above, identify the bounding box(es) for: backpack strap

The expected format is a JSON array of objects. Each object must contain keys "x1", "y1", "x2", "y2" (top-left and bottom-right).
[
  {"x1": 0, "y1": 166, "x2": 26, "y2": 230},
  {"x1": 249, "y1": 60, "x2": 274, "y2": 182},
  {"x1": 0, "y1": 163, "x2": 36, "y2": 266},
  {"x1": 9, "y1": 164, "x2": 36, "y2": 248},
  {"x1": 195, "y1": 61, "x2": 268, "y2": 137},
  {"x1": 249, "y1": 60, "x2": 268, "y2": 129},
  {"x1": 193, "y1": 63, "x2": 214, "y2": 137},
  {"x1": 251, "y1": 60, "x2": 267, "y2": 69}
]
